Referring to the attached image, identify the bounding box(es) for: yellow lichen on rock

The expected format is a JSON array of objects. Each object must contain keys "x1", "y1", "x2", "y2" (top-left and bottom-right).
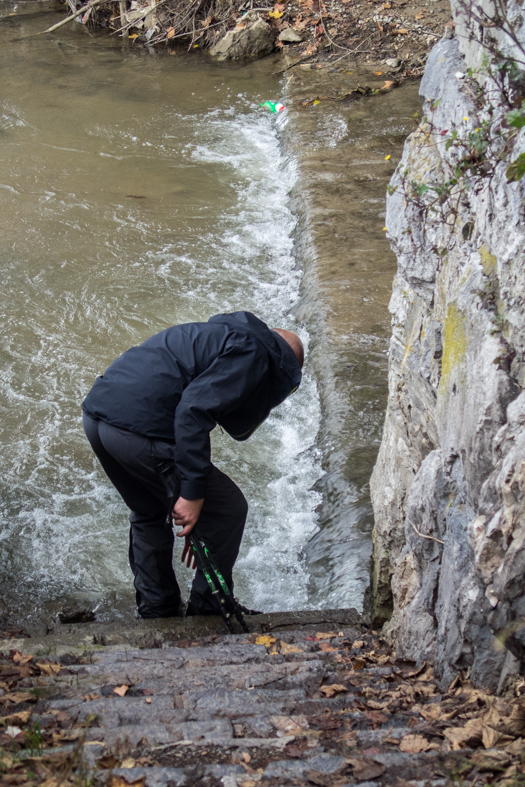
[{"x1": 439, "y1": 303, "x2": 467, "y2": 390}]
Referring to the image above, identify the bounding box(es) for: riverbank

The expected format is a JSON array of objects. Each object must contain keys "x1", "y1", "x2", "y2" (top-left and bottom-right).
[{"x1": 43, "y1": 0, "x2": 452, "y2": 80}]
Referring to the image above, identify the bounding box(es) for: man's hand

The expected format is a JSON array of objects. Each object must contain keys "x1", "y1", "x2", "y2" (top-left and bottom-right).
[{"x1": 173, "y1": 497, "x2": 204, "y2": 538}]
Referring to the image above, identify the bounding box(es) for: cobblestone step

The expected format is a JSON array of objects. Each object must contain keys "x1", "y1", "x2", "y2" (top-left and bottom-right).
[{"x1": 2, "y1": 610, "x2": 524, "y2": 787}]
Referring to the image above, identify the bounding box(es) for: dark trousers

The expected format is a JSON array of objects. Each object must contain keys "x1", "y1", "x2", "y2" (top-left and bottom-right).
[{"x1": 82, "y1": 413, "x2": 248, "y2": 618}]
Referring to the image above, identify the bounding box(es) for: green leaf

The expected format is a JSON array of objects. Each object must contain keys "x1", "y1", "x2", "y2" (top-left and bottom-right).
[
  {"x1": 506, "y1": 109, "x2": 525, "y2": 129},
  {"x1": 506, "y1": 152, "x2": 525, "y2": 182}
]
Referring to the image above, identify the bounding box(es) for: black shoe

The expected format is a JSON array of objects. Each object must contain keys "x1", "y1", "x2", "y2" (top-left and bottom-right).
[{"x1": 186, "y1": 601, "x2": 263, "y2": 617}]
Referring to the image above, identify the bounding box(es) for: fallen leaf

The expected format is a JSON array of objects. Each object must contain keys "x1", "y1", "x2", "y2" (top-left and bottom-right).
[
  {"x1": 36, "y1": 662, "x2": 61, "y2": 676},
  {"x1": 482, "y1": 724, "x2": 512, "y2": 749},
  {"x1": 241, "y1": 752, "x2": 251, "y2": 763},
  {"x1": 391, "y1": 27, "x2": 408, "y2": 34},
  {"x1": 319, "y1": 643, "x2": 337, "y2": 652},
  {"x1": 0, "y1": 692, "x2": 36, "y2": 705},
  {"x1": 269, "y1": 9, "x2": 284, "y2": 17},
  {"x1": 84, "y1": 693, "x2": 100, "y2": 701},
  {"x1": 347, "y1": 758, "x2": 387, "y2": 781},
  {"x1": 109, "y1": 777, "x2": 146, "y2": 787},
  {"x1": 319, "y1": 684, "x2": 348, "y2": 697},
  {"x1": 382, "y1": 80, "x2": 394, "y2": 89},
  {"x1": 12, "y1": 653, "x2": 33, "y2": 666},
  {"x1": 505, "y1": 698, "x2": 525, "y2": 735},
  {"x1": 364, "y1": 710, "x2": 389, "y2": 725},
  {"x1": 280, "y1": 641, "x2": 302, "y2": 654},
  {"x1": 352, "y1": 640, "x2": 365, "y2": 649},
  {"x1": 145, "y1": 697, "x2": 152, "y2": 704},
  {"x1": 166, "y1": 26, "x2": 176, "y2": 38},
  {"x1": 284, "y1": 738, "x2": 309, "y2": 758},
  {"x1": 114, "y1": 685, "x2": 129, "y2": 697},
  {"x1": 353, "y1": 658, "x2": 366, "y2": 669},
  {"x1": 505, "y1": 737, "x2": 525, "y2": 755},
  {"x1": 366, "y1": 699, "x2": 391, "y2": 710},
  {"x1": 99, "y1": 754, "x2": 122, "y2": 769},
  {"x1": 399, "y1": 734, "x2": 430, "y2": 753},
  {"x1": 472, "y1": 749, "x2": 512, "y2": 770},
  {"x1": 373, "y1": 71, "x2": 383, "y2": 75},
  {"x1": 1, "y1": 711, "x2": 31, "y2": 726},
  {"x1": 255, "y1": 635, "x2": 276, "y2": 647},
  {"x1": 444, "y1": 718, "x2": 483, "y2": 750},
  {"x1": 128, "y1": 33, "x2": 139, "y2": 39},
  {"x1": 121, "y1": 758, "x2": 137, "y2": 768}
]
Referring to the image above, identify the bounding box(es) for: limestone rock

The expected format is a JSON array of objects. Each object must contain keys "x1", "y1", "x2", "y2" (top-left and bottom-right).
[
  {"x1": 209, "y1": 18, "x2": 275, "y2": 61},
  {"x1": 279, "y1": 28, "x2": 303, "y2": 43},
  {"x1": 371, "y1": 32, "x2": 525, "y2": 692}
]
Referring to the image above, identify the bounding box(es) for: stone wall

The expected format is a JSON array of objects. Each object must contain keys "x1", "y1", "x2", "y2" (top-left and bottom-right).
[{"x1": 370, "y1": 6, "x2": 525, "y2": 691}]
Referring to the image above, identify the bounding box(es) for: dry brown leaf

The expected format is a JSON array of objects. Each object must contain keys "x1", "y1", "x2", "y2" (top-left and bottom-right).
[
  {"x1": 109, "y1": 776, "x2": 145, "y2": 787},
  {"x1": 353, "y1": 658, "x2": 366, "y2": 670},
  {"x1": 280, "y1": 641, "x2": 302, "y2": 654},
  {"x1": 166, "y1": 26, "x2": 176, "y2": 38},
  {"x1": 471, "y1": 749, "x2": 512, "y2": 770},
  {"x1": 505, "y1": 698, "x2": 525, "y2": 735},
  {"x1": 84, "y1": 693, "x2": 100, "y2": 701},
  {"x1": 347, "y1": 758, "x2": 386, "y2": 781},
  {"x1": 482, "y1": 724, "x2": 513, "y2": 749},
  {"x1": 444, "y1": 718, "x2": 483, "y2": 750},
  {"x1": 418, "y1": 704, "x2": 455, "y2": 722},
  {"x1": 1, "y1": 710, "x2": 31, "y2": 726},
  {"x1": 121, "y1": 758, "x2": 137, "y2": 768},
  {"x1": 399, "y1": 734, "x2": 430, "y2": 753},
  {"x1": 37, "y1": 662, "x2": 61, "y2": 676},
  {"x1": 319, "y1": 643, "x2": 338, "y2": 652},
  {"x1": 0, "y1": 691, "x2": 36, "y2": 705},
  {"x1": 353, "y1": 640, "x2": 365, "y2": 649},
  {"x1": 315, "y1": 632, "x2": 336, "y2": 640},
  {"x1": 113, "y1": 685, "x2": 129, "y2": 697},
  {"x1": 505, "y1": 737, "x2": 525, "y2": 755},
  {"x1": 12, "y1": 653, "x2": 33, "y2": 666},
  {"x1": 98, "y1": 754, "x2": 122, "y2": 769},
  {"x1": 366, "y1": 699, "x2": 391, "y2": 710},
  {"x1": 319, "y1": 684, "x2": 348, "y2": 697}
]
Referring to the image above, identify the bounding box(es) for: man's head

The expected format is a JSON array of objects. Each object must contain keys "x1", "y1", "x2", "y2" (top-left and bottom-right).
[{"x1": 273, "y1": 328, "x2": 304, "y2": 369}]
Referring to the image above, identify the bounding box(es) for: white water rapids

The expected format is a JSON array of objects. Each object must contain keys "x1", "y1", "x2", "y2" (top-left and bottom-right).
[{"x1": 0, "y1": 8, "x2": 322, "y2": 624}]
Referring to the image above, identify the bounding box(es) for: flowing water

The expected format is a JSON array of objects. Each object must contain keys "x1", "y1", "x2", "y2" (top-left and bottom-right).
[{"x1": 0, "y1": 0, "x2": 420, "y2": 628}]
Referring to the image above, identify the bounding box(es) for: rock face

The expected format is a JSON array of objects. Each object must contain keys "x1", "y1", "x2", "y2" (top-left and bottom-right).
[
  {"x1": 370, "y1": 16, "x2": 525, "y2": 690},
  {"x1": 209, "y1": 17, "x2": 275, "y2": 61}
]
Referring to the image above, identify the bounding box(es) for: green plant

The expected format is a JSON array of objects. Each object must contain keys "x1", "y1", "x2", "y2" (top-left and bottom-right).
[{"x1": 25, "y1": 721, "x2": 44, "y2": 756}]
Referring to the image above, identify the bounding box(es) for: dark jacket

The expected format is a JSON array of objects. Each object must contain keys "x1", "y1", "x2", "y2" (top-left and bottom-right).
[{"x1": 82, "y1": 312, "x2": 302, "y2": 499}]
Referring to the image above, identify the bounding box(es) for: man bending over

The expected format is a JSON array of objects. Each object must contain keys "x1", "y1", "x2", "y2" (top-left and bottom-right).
[{"x1": 82, "y1": 311, "x2": 304, "y2": 619}]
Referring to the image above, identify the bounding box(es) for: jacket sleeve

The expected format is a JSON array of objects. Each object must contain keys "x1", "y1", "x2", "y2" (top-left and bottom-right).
[{"x1": 174, "y1": 340, "x2": 268, "y2": 499}]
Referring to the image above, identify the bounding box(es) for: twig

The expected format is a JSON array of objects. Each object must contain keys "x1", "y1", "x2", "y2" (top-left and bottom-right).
[
  {"x1": 408, "y1": 518, "x2": 444, "y2": 545},
  {"x1": 35, "y1": 0, "x2": 109, "y2": 34}
]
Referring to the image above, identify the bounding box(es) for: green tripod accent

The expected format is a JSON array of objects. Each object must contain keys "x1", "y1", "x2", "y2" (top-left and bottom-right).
[{"x1": 189, "y1": 531, "x2": 249, "y2": 634}]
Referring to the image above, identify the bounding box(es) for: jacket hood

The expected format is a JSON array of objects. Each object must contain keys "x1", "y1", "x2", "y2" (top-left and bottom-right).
[{"x1": 208, "y1": 311, "x2": 302, "y2": 439}]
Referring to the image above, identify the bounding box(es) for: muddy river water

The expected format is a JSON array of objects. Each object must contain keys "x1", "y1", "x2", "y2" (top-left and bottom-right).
[{"x1": 0, "y1": 0, "x2": 419, "y2": 627}]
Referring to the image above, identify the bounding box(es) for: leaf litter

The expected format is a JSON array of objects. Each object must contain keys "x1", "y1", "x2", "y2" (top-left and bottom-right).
[{"x1": 2, "y1": 632, "x2": 525, "y2": 786}]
